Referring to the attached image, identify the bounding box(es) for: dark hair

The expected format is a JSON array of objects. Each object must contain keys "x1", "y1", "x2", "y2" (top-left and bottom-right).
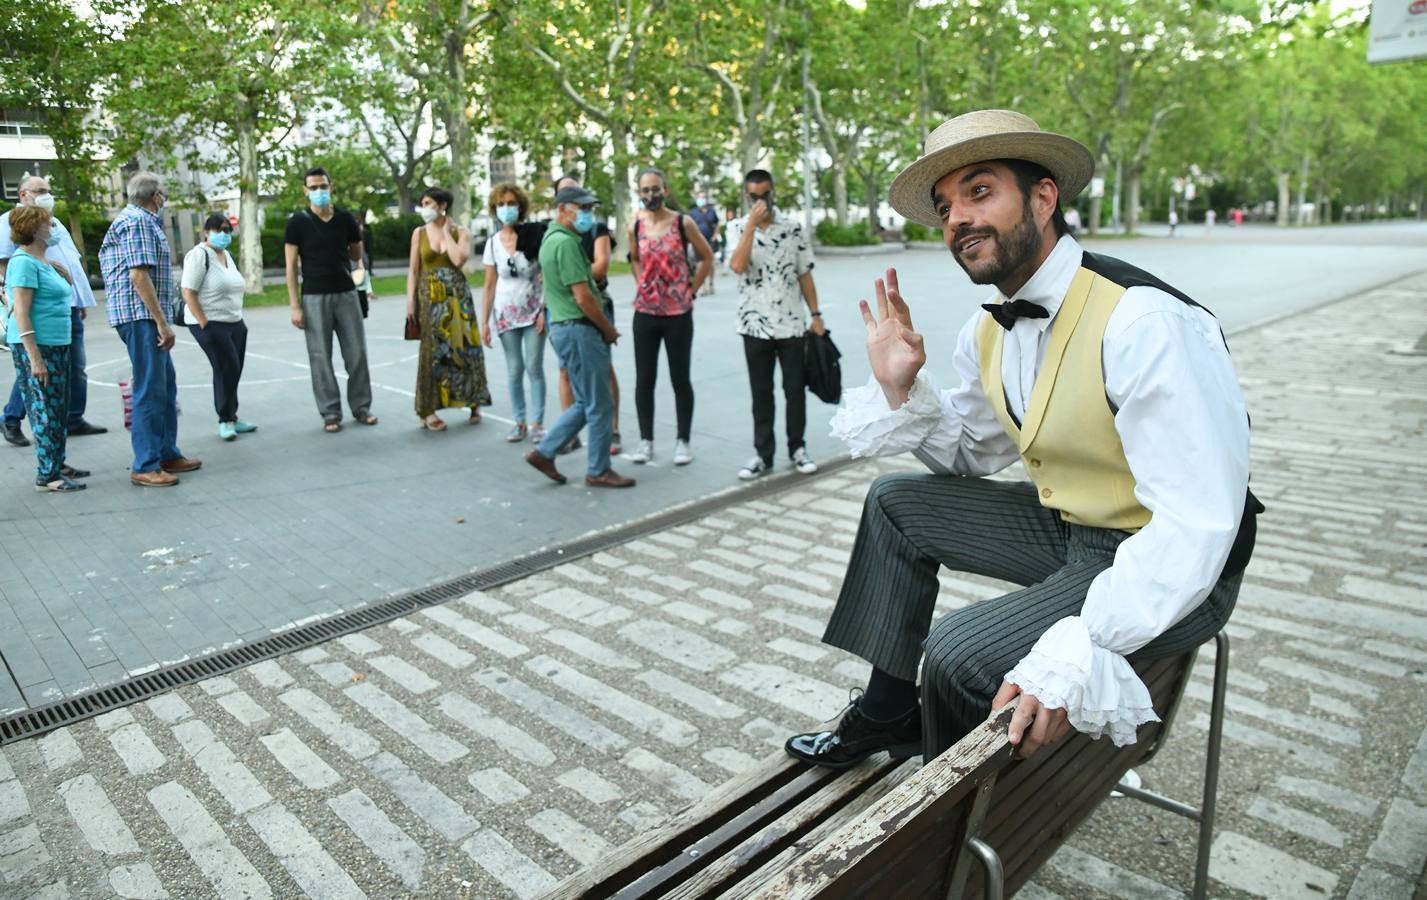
[
  {"x1": 999, "y1": 159, "x2": 1069, "y2": 237},
  {"x1": 421, "y1": 186, "x2": 454, "y2": 212},
  {"x1": 553, "y1": 173, "x2": 580, "y2": 195},
  {"x1": 744, "y1": 169, "x2": 774, "y2": 188},
  {"x1": 202, "y1": 212, "x2": 231, "y2": 233},
  {"x1": 303, "y1": 166, "x2": 329, "y2": 184},
  {"x1": 636, "y1": 166, "x2": 667, "y2": 189}
]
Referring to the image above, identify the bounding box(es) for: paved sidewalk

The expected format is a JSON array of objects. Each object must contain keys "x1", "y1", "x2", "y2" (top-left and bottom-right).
[{"x1": 0, "y1": 268, "x2": 1425, "y2": 897}]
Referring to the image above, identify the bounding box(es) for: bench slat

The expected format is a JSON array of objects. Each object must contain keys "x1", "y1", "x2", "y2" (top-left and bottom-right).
[{"x1": 742, "y1": 706, "x2": 1017, "y2": 899}]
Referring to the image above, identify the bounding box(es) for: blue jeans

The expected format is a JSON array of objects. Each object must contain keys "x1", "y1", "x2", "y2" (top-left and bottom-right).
[
  {"x1": 5, "y1": 308, "x2": 87, "y2": 427},
  {"x1": 498, "y1": 324, "x2": 547, "y2": 425},
  {"x1": 537, "y1": 322, "x2": 612, "y2": 477},
  {"x1": 117, "y1": 319, "x2": 182, "y2": 473}
]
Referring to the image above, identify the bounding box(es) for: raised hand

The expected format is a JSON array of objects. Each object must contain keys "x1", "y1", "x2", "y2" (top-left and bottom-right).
[{"x1": 859, "y1": 267, "x2": 925, "y2": 408}]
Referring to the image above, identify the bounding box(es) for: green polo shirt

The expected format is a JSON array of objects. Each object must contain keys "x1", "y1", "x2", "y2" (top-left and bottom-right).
[{"x1": 539, "y1": 222, "x2": 599, "y2": 323}]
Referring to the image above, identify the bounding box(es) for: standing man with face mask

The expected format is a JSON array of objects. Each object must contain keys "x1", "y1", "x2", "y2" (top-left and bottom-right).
[
  {"x1": 99, "y1": 171, "x2": 201, "y2": 487},
  {"x1": 525, "y1": 186, "x2": 634, "y2": 488},
  {"x1": 0, "y1": 175, "x2": 107, "y2": 446},
  {"x1": 689, "y1": 191, "x2": 721, "y2": 295},
  {"x1": 284, "y1": 166, "x2": 377, "y2": 433},
  {"x1": 727, "y1": 168, "x2": 825, "y2": 481}
]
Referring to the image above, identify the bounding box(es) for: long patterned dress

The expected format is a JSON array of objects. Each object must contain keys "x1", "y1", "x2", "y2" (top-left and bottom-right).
[{"x1": 415, "y1": 229, "x2": 491, "y2": 415}]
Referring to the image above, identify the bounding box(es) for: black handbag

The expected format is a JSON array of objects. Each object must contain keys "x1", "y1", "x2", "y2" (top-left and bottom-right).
[{"x1": 803, "y1": 328, "x2": 842, "y2": 404}]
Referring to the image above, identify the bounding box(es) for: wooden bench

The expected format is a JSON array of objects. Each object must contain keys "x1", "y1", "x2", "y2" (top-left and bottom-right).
[{"x1": 540, "y1": 631, "x2": 1228, "y2": 900}]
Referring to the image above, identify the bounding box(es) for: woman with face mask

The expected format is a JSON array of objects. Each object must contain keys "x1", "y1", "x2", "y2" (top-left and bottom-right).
[
  {"x1": 4, "y1": 206, "x2": 87, "y2": 491},
  {"x1": 406, "y1": 186, "x2": 490, "y2": 431},
  {"x1": 480, "y1": 183, "x2": 548, "y2": 443},
  {"x1": 625, "y1": 167, "x2": 713, "y2": 466},
  {"x1": 180, "y1": 212, "x2": 255, "y2": 441}
]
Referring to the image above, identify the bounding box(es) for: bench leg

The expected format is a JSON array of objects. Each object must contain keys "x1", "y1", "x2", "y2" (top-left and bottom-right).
[
  {"x1": 1192, "y1": 630, "x2": 1229, "y2": 900},
  {"x1": 966, "y1": 837, "x2": 1004, "y2": 900}
]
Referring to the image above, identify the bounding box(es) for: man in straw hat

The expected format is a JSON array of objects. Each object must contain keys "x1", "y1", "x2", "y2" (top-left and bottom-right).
[{"x1": 786, "y1": 110, "x2": 1261, "y2": 767}]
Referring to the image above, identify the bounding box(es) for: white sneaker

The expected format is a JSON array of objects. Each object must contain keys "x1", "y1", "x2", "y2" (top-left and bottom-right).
[
  {"x1": 738, "y1": 456, "x2": 770, "y2": 480},
  {"x1": 627, "y1": 439, "x2": 653, "y2": 464},
  {"x1": 792, "y1": 447, "x2": 818, "y2": 474},
  {"x1": 673, "y1": 440, "x2": 693, "y2": 466}
]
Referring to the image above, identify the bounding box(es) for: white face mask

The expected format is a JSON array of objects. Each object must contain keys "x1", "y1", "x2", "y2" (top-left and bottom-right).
[
  {"x1": 32, "y1": 193, "x2": 55, "y2": 211},
  {"x1": 418, "y1": 206, "x2": 440, "y2": 225}
]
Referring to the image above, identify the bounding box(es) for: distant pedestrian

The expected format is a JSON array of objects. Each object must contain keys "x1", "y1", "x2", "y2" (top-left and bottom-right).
[
  {"x1": 1168, "y1": 208, "x2": 1179, "y2": 238},
  {"x1": 727, "y1": 168, "x2": 824, "y2": 480},
  {"x1": 180, "y1": 213, "x2": 255, "y2": 442},
  {"x1": 1232, "y1": 208, "x2": 1243, "y2": 227},
  {"x1": 0, "y1": 175, "x2": 106, "y2": 448},
  {"x1": 99, "y1": 171, "x2": 201, "y2": 487},
  {"x1": 689, "y1": 190, "x2": 721, "y2": 295},
  {"x1": 1063, "y1": 206, "x2": 1082, "y2": 236},
  {"x1": 524, "y1": 185, "x2": 634, "y2": 488},
  {"x1": 406, "y1": 186, "x2": 489, "y2": 431},
  {"x1": 354, "y1": 213, "x2": 374, "y2": 317},
  {"x1": 625, "y1": 166, "x2": 713, "y2": 467},
  {"x1": 1205, "y1": 209, "x2": 1216, "y2": 232},
  {"x1": 481, "y1": 183, "x2": 547, "y2": 443},
  {"x1": 551, "y1": 174, "x2": 622, "y2": 456},
  {"x1": 284, "y1": 166, "x2": 377, "y2": 433},
  {"x1": 4, "y1": 206, "x2": 88, "y2": 491}
]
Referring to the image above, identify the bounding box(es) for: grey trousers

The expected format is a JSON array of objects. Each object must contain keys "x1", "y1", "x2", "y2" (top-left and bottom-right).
[
  {"x1": 823, "y1": 473, "x2": 1240, "y2": 758},
  {"x1": 301, "y1": 290, "x2": 373, "y2": 421}
]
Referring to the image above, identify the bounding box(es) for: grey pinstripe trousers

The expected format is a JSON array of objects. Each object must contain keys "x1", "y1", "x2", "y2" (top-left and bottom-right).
[{"x1": 822, "y1": 473, "x2": 1240, "y2": 758}]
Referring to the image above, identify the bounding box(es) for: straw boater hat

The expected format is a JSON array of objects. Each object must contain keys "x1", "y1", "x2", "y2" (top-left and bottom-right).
[{"x1": 889, "y1": 110, "x2": 1095, "y2": 229}]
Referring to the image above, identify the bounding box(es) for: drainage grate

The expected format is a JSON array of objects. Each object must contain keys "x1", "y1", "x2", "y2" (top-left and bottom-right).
[{"x1": 0, "y1": 455, "x2": 865, "y2": 745}]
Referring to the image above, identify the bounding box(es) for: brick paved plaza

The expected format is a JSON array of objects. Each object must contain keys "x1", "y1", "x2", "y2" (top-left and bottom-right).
[{"x1": 0, "y1": 225, "x2": 1425, "y2": 897}]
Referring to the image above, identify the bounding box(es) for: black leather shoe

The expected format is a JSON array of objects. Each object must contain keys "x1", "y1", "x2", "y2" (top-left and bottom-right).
[
  {"x1": 67, "y1": 420, "x2": 108, "y2": 436},
  {"x1": 2, "y1": 422, "x2": 28, "y2": 447},
  {"x1": 785, "y1": 693, "x2": 922, "y2": 770}
]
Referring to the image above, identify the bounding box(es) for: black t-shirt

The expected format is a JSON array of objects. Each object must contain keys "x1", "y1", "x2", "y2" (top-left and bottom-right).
[{"x1": 284, "y1": 207, "x2": 361, "y2": 294}]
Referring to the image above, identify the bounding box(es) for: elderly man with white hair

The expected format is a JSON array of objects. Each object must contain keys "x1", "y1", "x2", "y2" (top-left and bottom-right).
[
  {"x1": 98, "y1": 171, "x2": 201, "y2": 487},
  {"x1": 0, "y1": 175, "x2": 107, "y2": 446}
]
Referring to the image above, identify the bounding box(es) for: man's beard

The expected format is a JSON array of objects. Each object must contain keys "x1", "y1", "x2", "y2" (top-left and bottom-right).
[{"x1": 951, "y1": 200, "x2": 1042, "y2": 286}]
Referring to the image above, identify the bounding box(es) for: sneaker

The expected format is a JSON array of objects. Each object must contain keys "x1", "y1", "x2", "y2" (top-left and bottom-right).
[
  {"x1": 218, "y1": 422, "x2": 237, "y2": 441},
  {"x1": 627, "y1": 439, "x2": 653, "y2": 464},
  {"x1": 233, "y1": 421, "x2": 258, "y2": 434},
  {"x1": 792, "y1": 447, "x2": 818, "y2": 475},
  {"x1": 610, "y1": 431, "x2": 623, "y2": 456},
  {"x1": 529, "y1": 424, "x2": 546, "y2": 444},
  {"x1": 673, "y1": 440, "x2": 693, "y2": 466},
  {"x1": 737, "y1": 456, "x2": 770, "y2": 480},
  {"x1": 505, "y1": 424, "x2": 528, "y2": 443}
]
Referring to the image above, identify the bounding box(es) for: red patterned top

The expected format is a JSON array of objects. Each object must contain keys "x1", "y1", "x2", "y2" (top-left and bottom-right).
[{"x1": 633, "y1": 216, "x2": 694, "y2": 317}]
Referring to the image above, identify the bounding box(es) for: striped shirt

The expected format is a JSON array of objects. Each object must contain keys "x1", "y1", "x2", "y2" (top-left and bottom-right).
[{"x1": 100, "y1": 205, "x2": 175, "y2": 327}]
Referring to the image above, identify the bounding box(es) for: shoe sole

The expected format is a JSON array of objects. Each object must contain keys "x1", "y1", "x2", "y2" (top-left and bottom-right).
[
  {"x1": 674, "y1": 458, "x2": 692, "y2": 466},
  {"x1": 784, "y1": 740, "x2": 921, "y2": 770},
  {"x1": 131, "y1": 477, "x2": 179, "y2": 488}
]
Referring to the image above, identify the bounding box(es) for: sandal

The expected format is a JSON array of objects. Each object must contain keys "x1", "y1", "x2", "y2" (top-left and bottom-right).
[
  {"x1": 421, "y1": 416, "x2": 447, "y2": 432},
  {"x1": 60, "y1": 464, "x2": 90, "y2": 478},
  {"x1": 36, "y1": 477, "x2": 86, "y2": 493},
  {"x1": 323, "y1": 419, "x2": 342, "y2": 433},
  {"x1": 354, "y1": 411, "x2": 379, "y2": 426}
]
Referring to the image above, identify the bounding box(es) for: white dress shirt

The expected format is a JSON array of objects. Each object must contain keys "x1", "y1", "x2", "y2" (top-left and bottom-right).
[
  {"x1": 0, "y1": 212, "x2": 96, "y2": 309},
  {"x1": 830, "y1": 235, "x2": 1250, "y2": 745}
]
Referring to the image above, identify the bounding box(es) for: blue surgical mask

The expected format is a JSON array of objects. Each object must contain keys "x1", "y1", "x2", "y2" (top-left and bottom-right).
[
  {"x1": 495, "y1": 205, "x2": 519, "y2": 226},
  {"x1": 44, "y1": 229, "x2": 62, "y2": 248},
  {"x1": 309, "y1": 188, "x2": 331, "y2": 208},
  {"x1": 209, "y1": 232, "x2": 232, "y2": 250},
  {"x1": 574, "y1": 210, "x2": 596, "y2": 234},
  {"x1": 695, "y1": 197, "x2": 707, "y2": 208}
]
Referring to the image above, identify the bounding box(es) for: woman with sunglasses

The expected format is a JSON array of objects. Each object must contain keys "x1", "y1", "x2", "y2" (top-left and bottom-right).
[{"x1": 480, "y1": 183, "x2": 547, "y2": 443}]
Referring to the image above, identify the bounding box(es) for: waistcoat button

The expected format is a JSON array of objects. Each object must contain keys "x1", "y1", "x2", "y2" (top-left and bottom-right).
[
  {"x1": 1041, "y1": 488, "x2": 1052, "y2": 499},
  {"x1": 1029, "y1": 458, "x2": 1042, "y2": 468}
]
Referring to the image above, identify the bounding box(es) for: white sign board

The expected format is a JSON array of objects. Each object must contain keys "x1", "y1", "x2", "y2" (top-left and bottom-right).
[{"x1": 1368, "y1": 0, "x2": 1427, "y2": 63}]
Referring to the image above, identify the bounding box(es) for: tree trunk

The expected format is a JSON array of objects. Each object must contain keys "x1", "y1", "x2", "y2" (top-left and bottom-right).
[
  {"x1": 1315, "y1": 181, "x2": 1329, "y2": 225},
  {"x1": 442, "y1": 36, "x2": 471, "y2": 228},
  {"x1": 864, "y1": 168, "x2": 879, "y2": 230},
  {"x1": 235, "y1": 117, "x2": 263, "y2": 294},
  {"x1": 1294, "y1": 153, "x2": 1310, "y2": 226},
  {"x1": 1417, "y1": 184, "x2": 1425, "y2": 220},
  {"x1": 740, "y1": 120, "x2": 761, "y2": 176},
  {"x1": 1088, "y1": 195, "x2": 1102, "y2": 237},
  {"x1": 832, "y1": 163, "x2": 848, "y2": 227},
  {"x1": 1275, "y1": 172, "x2": 1291, "y2": 227},
  {"x1": 610, "y1": 121, "x2": 632, "y2": 240},
  {"x1": 395, "y1": 178, "x2": 413, "y2": 214},
  {"x1": 1125, "y1": 169, "x2": 1141, "y2": 236}
]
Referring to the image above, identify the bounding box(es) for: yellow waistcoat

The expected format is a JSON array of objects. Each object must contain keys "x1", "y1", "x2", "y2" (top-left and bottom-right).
[{"x1": 977, "y1": 268, "x2": 1151, "y2": 532}]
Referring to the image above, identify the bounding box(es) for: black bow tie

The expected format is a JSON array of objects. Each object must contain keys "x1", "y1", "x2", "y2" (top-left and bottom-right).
[{"x1": 983, "y1": 299, "x2": 1050, "y2": 331}]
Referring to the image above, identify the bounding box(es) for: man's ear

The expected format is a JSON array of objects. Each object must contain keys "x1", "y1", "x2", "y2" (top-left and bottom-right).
[{"x1": 1036, "y1": 178, "x2": 1060, "y2": 227}]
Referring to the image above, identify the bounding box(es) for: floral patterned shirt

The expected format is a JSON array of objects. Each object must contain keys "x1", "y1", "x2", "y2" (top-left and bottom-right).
[
  {"x1": 633, "y1": 216, "x2": 694, "y2": 317},
  {"x1": 483, "y1": 230, "x2": 542, "y2": 334},
  {"x1": 726, "y1": 215, "x2": 814, "y2": 340}
]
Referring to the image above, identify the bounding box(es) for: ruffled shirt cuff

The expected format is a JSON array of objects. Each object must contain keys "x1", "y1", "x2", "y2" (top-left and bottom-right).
[
  {"x1": 829, "y1": 374, "x2": 943, "y2": 458},
  {"x1": 1004, "y1": 616, "x2": 1160, "y2": 747}
]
